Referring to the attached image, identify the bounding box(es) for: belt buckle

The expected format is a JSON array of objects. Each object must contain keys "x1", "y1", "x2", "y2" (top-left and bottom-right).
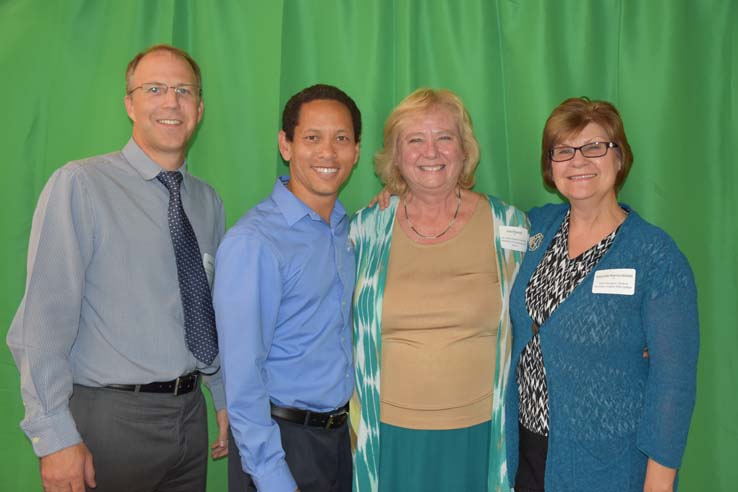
[
  {"x1": 325, "y1": 409, "x2": 347, "y2": 429},
  {"x1": 173, "y1": 377, "x2": 182, "y2": 396}
]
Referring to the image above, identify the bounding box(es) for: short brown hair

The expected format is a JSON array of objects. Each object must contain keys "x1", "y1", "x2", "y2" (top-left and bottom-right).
[
  {"x1": 541, "y1": 97, "x2": 633, "y2": 189},
  {"x1": 125, "y1": 44, "x2": 202, "y2": 95},
  {"x1": 375, "y1": 88, "x2": 480, "y2": 195}
]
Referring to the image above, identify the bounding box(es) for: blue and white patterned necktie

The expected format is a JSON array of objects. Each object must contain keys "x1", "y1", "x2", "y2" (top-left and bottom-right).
[{"x1": 157, "y1": 171, "x2": 219, "y2": 365}]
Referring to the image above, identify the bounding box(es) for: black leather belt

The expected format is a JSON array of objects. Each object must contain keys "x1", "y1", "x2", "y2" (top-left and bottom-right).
[
  {"x1": 271, "y1": 402, "x2": 349, "y2": 429},
  {"x1": 106, "y1": 372, "x2": 200, "y2": 396}
]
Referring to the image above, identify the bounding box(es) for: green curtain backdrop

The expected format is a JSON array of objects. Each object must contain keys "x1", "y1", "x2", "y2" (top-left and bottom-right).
[{"x1": 1, "y1": 1, "x2": 735, "y2": 490}]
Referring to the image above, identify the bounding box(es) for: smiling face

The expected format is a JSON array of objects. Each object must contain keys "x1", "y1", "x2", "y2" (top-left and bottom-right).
[
  {"x1": 124, "y1": 50, "x2": 203, "y2": 170},
  {"x1": 278, "y1": 99, "x2": 359, "y2": 214},
  {"x1": 396, "y1": 107, "x2": 466, "y2": 198},
  {"x1": 551, "y1": 122, "x2": 621, "y2": 205}
]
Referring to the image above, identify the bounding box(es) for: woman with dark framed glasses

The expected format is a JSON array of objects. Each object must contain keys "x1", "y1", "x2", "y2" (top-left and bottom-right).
[{"x1": 505, "y1": 97, "x2": 699, "y2": 492}]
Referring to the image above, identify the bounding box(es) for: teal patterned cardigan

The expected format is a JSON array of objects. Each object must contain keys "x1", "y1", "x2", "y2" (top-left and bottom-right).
[{"x1": 349, "y1": 195, "x2": 528, "y2": 492}]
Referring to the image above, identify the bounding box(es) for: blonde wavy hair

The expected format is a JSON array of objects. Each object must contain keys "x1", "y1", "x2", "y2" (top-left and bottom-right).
[{"x1": 375, "y1": 88, "x2": 480, "y2": 195}]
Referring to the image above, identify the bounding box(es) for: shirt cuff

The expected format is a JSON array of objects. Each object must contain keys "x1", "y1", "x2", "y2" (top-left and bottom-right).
[
  {"x1": 203, "y1": 371, "x2": 226, "y2": 411},
  {"x1": 253, "y1": 460, "x2": 298, "y2": 492},
  {"x1": 21, "y1": 408, "x2": 82, "y2": 457}
]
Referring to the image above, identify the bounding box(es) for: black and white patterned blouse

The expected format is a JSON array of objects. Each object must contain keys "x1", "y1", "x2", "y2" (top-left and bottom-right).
[{"x1": 516, "y1": 210, "x2": 623, "y2": 436}]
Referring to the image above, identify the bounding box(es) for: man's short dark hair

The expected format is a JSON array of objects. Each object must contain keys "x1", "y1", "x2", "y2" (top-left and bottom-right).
[{"x1": 281, "y1": 84, "x2": 362, "y2": 143}]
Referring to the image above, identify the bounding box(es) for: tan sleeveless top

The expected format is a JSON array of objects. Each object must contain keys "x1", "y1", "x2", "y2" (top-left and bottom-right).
[{"x1": 380, "y1": 198, "x2": 501, "y2": 429}]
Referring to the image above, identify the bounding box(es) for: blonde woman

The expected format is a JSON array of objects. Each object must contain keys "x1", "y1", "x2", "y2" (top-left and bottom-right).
[{"x1": 351, "y1": 88, "x2": 528, "y2": 492}]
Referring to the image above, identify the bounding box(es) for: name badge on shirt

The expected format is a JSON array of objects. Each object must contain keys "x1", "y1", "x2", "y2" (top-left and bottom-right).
[
  {"x1": 592, "y1": 268, "x2": 636, "y2": 295},
  {"x1": 203, "y1": 253, "x2": 215, "y2": 289},
  {"x1": 498, "y1": 226, "x2": 529, "y2": 252}
]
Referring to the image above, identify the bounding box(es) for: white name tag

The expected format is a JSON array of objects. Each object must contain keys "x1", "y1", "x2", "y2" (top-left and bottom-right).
[
  {"x1": 203, "y1": 253, "x2": 215, "y2": 289},
  {"x1": 498, "y1": 226, "x2": 529, "y2": 252},
  {"x1": 592, "y1": 268, "x2": 636, "y2": 295}
]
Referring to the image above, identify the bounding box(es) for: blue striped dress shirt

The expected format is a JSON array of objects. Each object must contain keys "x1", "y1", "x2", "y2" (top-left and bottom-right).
[{"x1": 7, "y1": 139, "x2": 225, "y2": 457}]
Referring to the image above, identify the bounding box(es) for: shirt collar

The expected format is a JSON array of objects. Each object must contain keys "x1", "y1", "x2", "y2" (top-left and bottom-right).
[
  {"x1": 122, "y1": 138, "x2": 191, "y2": 191},
  {"x1": 272, "y1": 176, "x2": 348, "y2": 229}
]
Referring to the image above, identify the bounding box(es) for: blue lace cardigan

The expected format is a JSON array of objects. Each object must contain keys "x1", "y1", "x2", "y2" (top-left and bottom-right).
[{"x1": 505, "y1": 203, "x2": 699, "y2": 492}]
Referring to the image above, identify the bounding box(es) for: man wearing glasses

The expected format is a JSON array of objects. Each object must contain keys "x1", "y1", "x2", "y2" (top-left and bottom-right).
[{"x1": 7, "y1": 44, "x2": 228, "y2": 492}]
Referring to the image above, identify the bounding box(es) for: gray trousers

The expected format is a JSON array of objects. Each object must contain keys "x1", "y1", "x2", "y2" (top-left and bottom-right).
[
  {"x1": 228, "y1": 417, "x2": 351, "y2": 492},
  {"x1": 70, "y1": 384, "x2": 208, "y2": 492}
]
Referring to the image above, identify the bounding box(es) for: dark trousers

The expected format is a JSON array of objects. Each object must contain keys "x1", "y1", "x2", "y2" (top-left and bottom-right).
[
  {"x1": 70, "y1": 384, "x2": 208, "y2": 492},
  {"x1": 514, "y1": 423, "x2": 548, "y2": 492},
  {"x1": 228, "y1": 416, "x2": 352, "y2": 492}
]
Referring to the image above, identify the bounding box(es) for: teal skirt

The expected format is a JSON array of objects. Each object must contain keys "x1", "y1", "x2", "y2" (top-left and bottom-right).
[{"x1": 378, "y1": 420, "x2": 491, "y2": 492}]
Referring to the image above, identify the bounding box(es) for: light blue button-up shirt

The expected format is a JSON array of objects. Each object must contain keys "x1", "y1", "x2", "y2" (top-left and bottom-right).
[
  {"x1": 214, "y1": 177, "x2": 354, "y2": 492},
  {"x1": 7, "y1": 139, "x2": 226, "y2": 457}
]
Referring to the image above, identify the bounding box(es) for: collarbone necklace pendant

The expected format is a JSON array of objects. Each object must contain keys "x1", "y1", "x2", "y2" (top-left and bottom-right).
[{"x1": 404, "y1": 188, "x2": 461, "y2": 240}]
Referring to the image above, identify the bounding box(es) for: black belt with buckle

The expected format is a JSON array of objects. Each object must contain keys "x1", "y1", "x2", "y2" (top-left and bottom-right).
[
  {"x1": 271, "y1": 402, "x2": 349, "y2": 429},
  {"x1": 106, "y1": 372, "x2": 200, "y2": 396}
]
